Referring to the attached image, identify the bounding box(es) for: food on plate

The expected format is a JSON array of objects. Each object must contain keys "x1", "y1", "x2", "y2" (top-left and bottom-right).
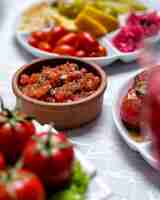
[
  {"x1": 52, "y1": 0, "x2": 146, "y2": 19},
  {"x1": 91, "y1": 0, "x2": 146, "y2": 17},
  {"x1": 28, "y1": 26, "x2": 107, "y2": 57},
  {"x1": 0, "y1": 98, "x2": 35, "y2": 164},
  {"x1": 113, "y1": 11, "x2": 160, "y2": 52},
  {"x1": 19, "y1": 2, "x2": 55, "y2": 32},
  {"x1": 121, "y1": 88, "x2": 143, "y2": 129},
  {"x1": 0, "y1": 169, "x2": 45, "y2": 200},
  {"x1": 19, "y1": 62, "x2": 101, "y2": 103},
  {"x1": 56, "y1": 0, "x2": 86, "y2": 19},
  {"x1": 113, "y1": 25, "x2": 144, "y2": 52},
  {"x1": 75, "y1": 13, "x2": 107, "y2": 38},
  {"x1": 19, "y1": 0, "x2": 146, "y2": 33},
  {"x1": 120, "y1": 70, "x2": 148, "y2": 141},
  {"x1": 127, "y1": 11, "x2": 160, "y2": 37},
  {"x1": 75, "y1": 5, "x2": 118, "y2": 37}
]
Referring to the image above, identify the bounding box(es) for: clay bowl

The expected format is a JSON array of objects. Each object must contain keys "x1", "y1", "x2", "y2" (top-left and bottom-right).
[{"x1": 12, "y1": 57, "x2": 107, "y2": 129}]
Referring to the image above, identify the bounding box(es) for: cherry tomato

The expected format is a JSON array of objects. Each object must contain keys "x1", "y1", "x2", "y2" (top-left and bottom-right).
[
  {"x1": 31, "y1": 31, "x2": 46, "y2": 41},
  {"x1": 75, "y1": 50, "x2": 86, "y2": 57},
  {"x1": 0, "y1": 153, "x2": 5, "y2": 170},
  {"x1": 38, "y1": 42, "x2": 52, "y2": 52},
  {"x1": 28, "y1": 37, "x2": 38, "y2": 48},
  {"x1": 0, "y1": 99, "x2": 35, "y2": 164},
  {"x1": 120, "y1": 89, "x2": 142, "y2": 128},
  {"x1": 0, "y1": 169, "x2": 45, "y2": 200},
  {"x1": 97, "y1": 45, "x2": 107, "y2": 57},
  {"x1": 53, "y1": 45, "x2": 76, "y2": 56},
  {"x1": 22, "y1": 129, "x2": 75, "y2": 189},
  {"x1": 57, "y1": 33, "x2": 78, "y2": 46},
  {"x1": 77, "y1": 32, "x2": 99, "y2": 52},
  {"x1": 50, "y1": 26, "x2": 68, "y2": 42}
]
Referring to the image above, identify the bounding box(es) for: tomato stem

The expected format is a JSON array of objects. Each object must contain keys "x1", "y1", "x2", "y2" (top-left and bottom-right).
[{"x1": 46, "y1": 124, "x2": 54, "y2": 151}]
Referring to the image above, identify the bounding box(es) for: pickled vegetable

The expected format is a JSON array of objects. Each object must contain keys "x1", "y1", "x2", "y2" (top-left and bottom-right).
[
  {"x1": 75, "y1": 13, "x2": 107, "y2": 37},
  {"x1": 80, "y1": 6, "x2": 118, "y2": 32}
]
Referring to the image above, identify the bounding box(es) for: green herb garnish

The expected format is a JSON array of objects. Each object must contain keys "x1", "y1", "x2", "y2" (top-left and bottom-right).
[{"x1": 50, "y1": 161, "x2": 90, "y2": 200}]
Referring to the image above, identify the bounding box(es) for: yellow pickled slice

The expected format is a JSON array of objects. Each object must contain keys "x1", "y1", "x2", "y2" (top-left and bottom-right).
[
  {"x1": 75, "y1": 13, "x2": 107, "y2": 37},
  {"x1": 82, "y1": 6, "x2": 118, "y2": 32}
]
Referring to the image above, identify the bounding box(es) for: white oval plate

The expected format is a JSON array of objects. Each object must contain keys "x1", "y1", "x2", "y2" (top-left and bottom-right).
[
  {"x1": 112, "y1": 70, "x2": 159, "y2": 170},
  {"x1": 16, "y1": 31, "x2": 119, "y2": 67},
  {"x1": 15, "y1": 0, "x2": 160, "y2": 67},
  {"x1": 33, "y1": 121, "x2": 112, "y2": 200}
]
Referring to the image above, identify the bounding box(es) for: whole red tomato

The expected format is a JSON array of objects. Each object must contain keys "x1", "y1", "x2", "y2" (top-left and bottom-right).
[
  {"x1": 57, "y1": 33, "x2": 78, "y2": 46},
  {"x1": 53, "y1": 44, "x2": 76, "y2": 56},
  {"x1": 22, "y1": 128, "x2": 75, "y2": 189},
  {"x1": 77, "y1": 32, "x2": 99, "y2": 52},
  {"x1": 28, "y1": 36, "x2": 38, "y2": 48},
  {"x1": 0, "y1": 99, "x2": 35, "y2": 164},
  {"x1": 120, "y1": 88, "x2": 143, "y2": 129},
  {"x1": 0, "y1": 153, "x2": 5, "y2": 170},
  {"x1": 0, "y1": 169, "x2": 45, "y2": 200}
]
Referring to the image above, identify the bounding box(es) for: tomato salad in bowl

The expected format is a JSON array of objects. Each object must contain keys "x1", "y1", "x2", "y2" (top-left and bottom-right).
[{"x1": 12, "y1": 57, "x2": 107, "y2": 129}]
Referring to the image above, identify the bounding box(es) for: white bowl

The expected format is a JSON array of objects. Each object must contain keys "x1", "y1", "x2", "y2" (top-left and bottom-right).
[{"x1": 112, "y1": 70, "x2": 159, "y2": 170}]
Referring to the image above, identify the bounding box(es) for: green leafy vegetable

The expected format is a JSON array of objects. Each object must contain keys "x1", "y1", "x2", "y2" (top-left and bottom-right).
[{"x1": 50, "y1": 161, "x2": 90, "y2": 200}]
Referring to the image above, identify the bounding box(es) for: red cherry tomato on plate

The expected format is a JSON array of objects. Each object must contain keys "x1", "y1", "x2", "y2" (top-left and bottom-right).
[
  {"x1": 75, "y1": 50, "x2": 86, "y2": 57},
  {"x1": 97, "y1": 45, "x2": 107, "y2": 56},
  {"x1": 77, "y1": 32, "x2": 99, "y2": 52},
  {"x1": 38, "y1": 41, "x2": 52, "y2": 52},
  {"x1": 53, "y1": 45, "x2": 76, "y2": 56},
  {"x1": 31, "y1": 31, "x2": 46, "y2": 41},
  {"x1": 28, "y1": 36, "x2": 38, "y2": 48},
  {"x1": 50, "y1": 26, "x2": 68, "y2": 42},
  {"x1": 120, "y1": 88, "x2": 142, "y2": 129},
  {"x1": 57, "y1": 32, "x2": 78, "y2": 46}
]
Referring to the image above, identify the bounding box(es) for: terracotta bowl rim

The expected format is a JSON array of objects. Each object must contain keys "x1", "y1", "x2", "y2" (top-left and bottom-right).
[{"x1": 12, "y1": 57, "x2": 107, "y2": 107}]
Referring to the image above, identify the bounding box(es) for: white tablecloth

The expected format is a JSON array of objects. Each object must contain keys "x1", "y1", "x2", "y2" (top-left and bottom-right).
[{"x1": 1, "y1": 1, "x2": 160, "y2": 199}]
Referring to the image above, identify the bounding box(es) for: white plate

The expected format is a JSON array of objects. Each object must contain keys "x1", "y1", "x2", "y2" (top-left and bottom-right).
[
  {"x1": 15, "y1": 0, "x2": 160, "y2": 67},
  {"x1": 16, "y1": 31, "x2": 118, "y2": 67},
  {"x1": 15, "y1": 0, "x2": 118, "y2": 67},
  {"x1": 33, "y1": 121, "x2": 112, "y2": 200},
  {"x1": 112, "y1": 70, "x2": 159, "y2": 171}
]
